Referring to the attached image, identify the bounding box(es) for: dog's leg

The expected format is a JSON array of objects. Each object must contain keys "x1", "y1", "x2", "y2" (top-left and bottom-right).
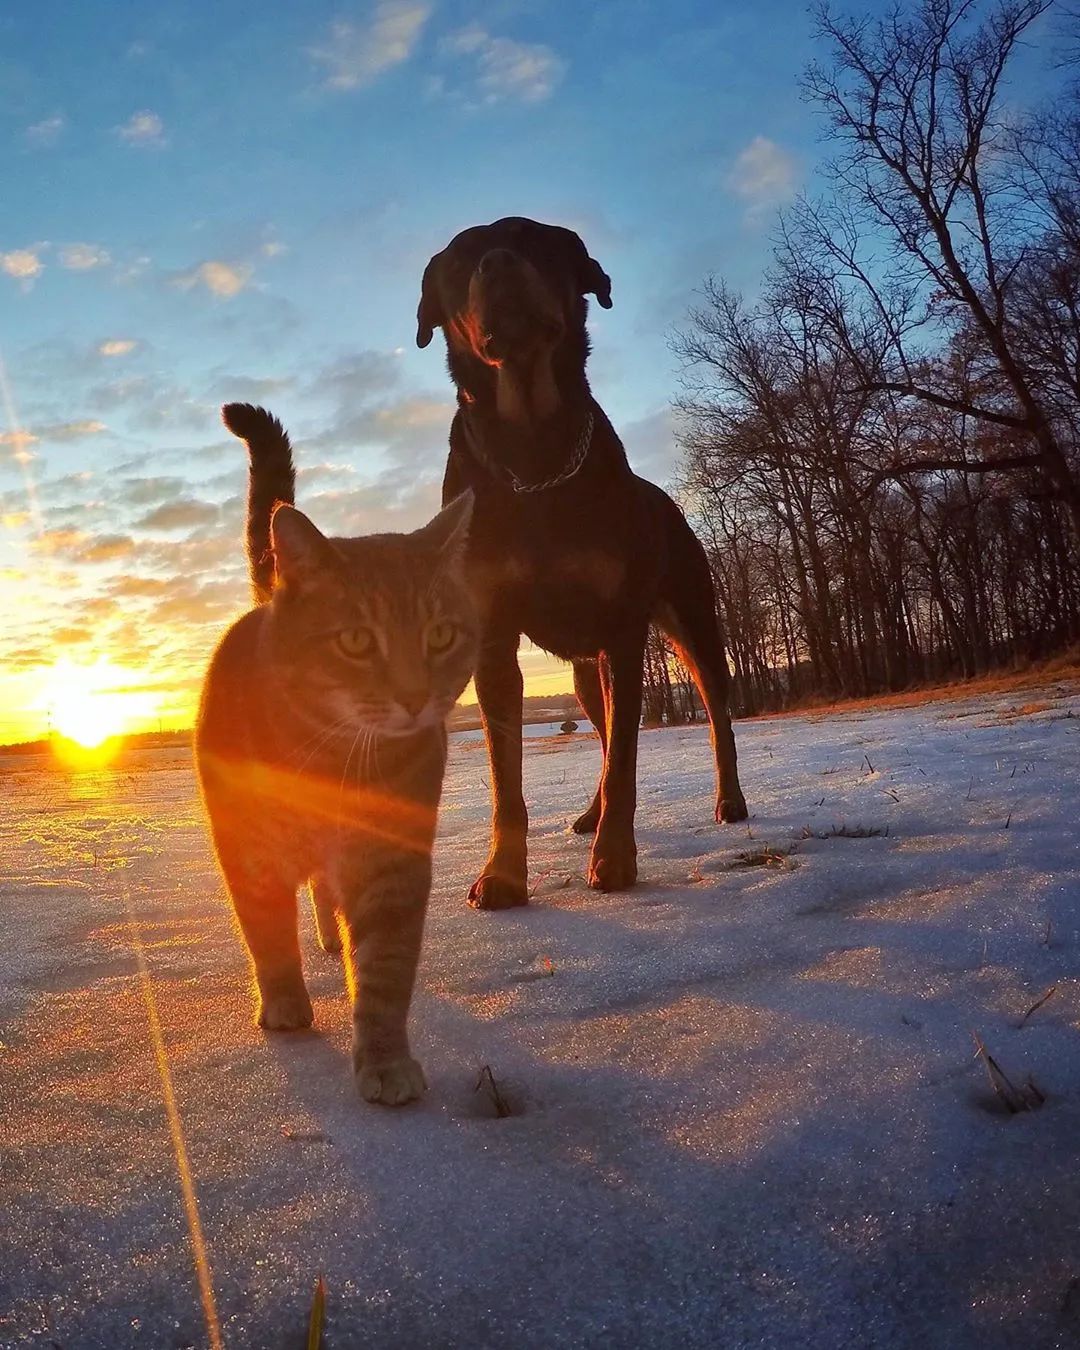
[
  {"x1": 469, "y1": 628, "x2": 529, "y2": 910},
  {"x1": 571, "y1": 658, "x2": 607, "y2": 834},
  {"x1": 657, "y1": 551, "x2": 748, "y2": 824},
  {"x1": 587, "y1": 629, "x2": 647, "y2": 891}
]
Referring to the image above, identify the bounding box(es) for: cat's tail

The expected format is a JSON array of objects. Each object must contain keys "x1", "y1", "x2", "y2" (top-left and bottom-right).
[{"x1": 222, "y1": 402, "x2": 295, "y2": 604}]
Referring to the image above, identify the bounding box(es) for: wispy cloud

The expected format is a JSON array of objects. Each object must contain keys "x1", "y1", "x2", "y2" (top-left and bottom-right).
[
  {"x1": 30, "y1": 528, "x2": 85, "y2": 556},
  {"x1": 309, "y1": 2, "x2": 431, "y2": 91},
  {"x1": 75, "y1": 534, "x2": 137, "y2": 564},
  {"x1": 0, "y1": 430, "x2": 38, "y2": 462},
  {"x1": 442, "y1": 25, "x2": 565, "y2": 104},
  {"x1": 136, "y1": 498, "x2": 220, "y2": 531},
  {"x1": 1, "y1": 421, "x2": 108, "y2": 459},
  {"x1": 1, "y1": 248, "x2": 45, "y2": 284},
  {"x1": 115, "y1": 110, "x2": 166, "y2": 147},
  {"x1": 25, "y1": 114, "x2": 65, "y2": 147},
  {"x1": 34, "y1": 419, "x2": 108, "y2": 443},
  {"x1": 97, "y1": 338, "x2": 138, "y2": 358},
  {"x1": 59, "y1": 242, "x2": 111, "y2": 271},
  {"x1": 726, "y1": 136, "x2": 797, "y2": 210},
  {"x1": 173, "y1": 260, "x2": 252, "y2": 299}
]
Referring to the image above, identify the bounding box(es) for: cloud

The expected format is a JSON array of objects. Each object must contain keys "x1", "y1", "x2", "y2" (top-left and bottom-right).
[
  {"x1": 30, "y1": 527, "x2": 85, "y2": 556},
  {"x1": 97, "y1": 338, "x2": 138, "y2": 358},
  {"x1": 306, "y1": 350, "x2": 401, "y2": 408},
  {"x1": 307, "y1": 474, "x2": 443, "y2": 537},
  {"x1": 207, "y1": 373, "x2": 294, "y2": 403},
  {"x1": 1, "y1": 421, "x2": 105, "y2": 461},
  {"x1": 26, "y1": 114, "x2": 65, "y2": 147},
  {"x1": 0, "y1": 430, "x2": 38, "y2": 455},
  {"x1": 136, "y1": 498, "x2": 220, "y2": 531},
  {"x1": 119, "y1": 476, "x2": 187, "y2": 507},
  {"x1": 304, "y1": 400, "x2": 452, "y2": 465},
  {"x1": 59, "y1": 242, "x2": 111, "y2": 271},
  {"x1": 309, "y1": 2, "x2": 431, "y2": 90},
  {"x1": 620, "y1": 408, "x2": 679, "y2": 483},
  {"x1": 2, "y1": 248, "x2": 44, "y2": 283},
  {"x1": 52, "y1": 626, "x2": 93, "y2": 646},
  {"x1": 726, "y1": 136, "x2": 797, "y2": 209},
  {"x1": 89, "y1": 373, "x2": 212, "y2": 431},
  {"x1": 36, "y1": 419, "x2": 108, "y2": 442},
  {"x1": 173, "y1": 260, "x2": 252, "y2": 299},
  {"x1": 116, "y1": 110, "x2": 166, "y2": 147},
  {"x1": 75, "y1": 534, "x2": 137, "y2": 564},
  {"x1": 442, "y1": 25, "x2": 565, "y2": 103}
]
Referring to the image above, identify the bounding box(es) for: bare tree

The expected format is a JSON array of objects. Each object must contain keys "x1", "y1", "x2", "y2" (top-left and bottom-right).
[{"x1": 801, "y1": 0, "x2": 1080, "y2": 534}]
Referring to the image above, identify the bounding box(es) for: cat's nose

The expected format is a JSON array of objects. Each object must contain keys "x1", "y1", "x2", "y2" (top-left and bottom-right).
[{"x1": 399, "y1": 692, "x2": 428, "y2": 718}]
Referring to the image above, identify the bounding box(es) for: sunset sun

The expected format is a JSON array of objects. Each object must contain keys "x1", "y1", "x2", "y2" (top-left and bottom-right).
[{"x1": 40, "y1": 657, "x2": 156, "y2": 754}]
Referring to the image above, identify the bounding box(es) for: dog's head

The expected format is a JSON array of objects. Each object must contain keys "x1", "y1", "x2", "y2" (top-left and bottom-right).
[{"x1": 415, "y1": 217, "x2": 611, "y2": 417}]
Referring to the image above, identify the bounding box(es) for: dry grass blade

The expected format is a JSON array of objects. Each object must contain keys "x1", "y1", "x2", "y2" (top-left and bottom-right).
[
  {"x1": 801, "y1": 822, "x2": 887, "y2": 840},
  {"x1": 1018, "y1": 985, "x2": 1057, "y2": 1029},
  {"x1": 307, "y1": 1276, "x2": 325, "y2": 1350},
  {"x1": 475, "y1": 1064, "x2": 513, "y2": 1118},
  {"x1": 972, "y1": 1034, "x2": 1045, "y2": 1113},
  {"x1": 728, "y1": 844, "x2": 796, "y2": 871}
]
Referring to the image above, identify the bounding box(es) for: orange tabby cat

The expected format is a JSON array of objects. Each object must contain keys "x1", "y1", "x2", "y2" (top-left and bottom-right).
[{"x1": 196, "y1": 404, "x2": 477, "y2": 1105}]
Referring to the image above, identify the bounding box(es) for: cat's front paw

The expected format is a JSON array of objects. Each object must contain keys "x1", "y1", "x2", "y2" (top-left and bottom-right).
[
  {"x1": 356, "y1": 1057, "x2": 427, "y2": 1106},
  {"x1": 257, "y1": 985, "x2": 314, "y2": 1031}
]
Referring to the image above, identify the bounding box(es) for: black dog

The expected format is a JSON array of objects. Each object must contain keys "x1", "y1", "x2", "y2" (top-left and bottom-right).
[{"x1": 417, "y1": 217, "x2": 747, "y2": 908}]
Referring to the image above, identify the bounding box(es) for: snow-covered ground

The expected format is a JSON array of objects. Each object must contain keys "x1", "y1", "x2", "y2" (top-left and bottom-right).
[{"x1": 2, "y1": 684, "x2": 1079, "y2": 1349}]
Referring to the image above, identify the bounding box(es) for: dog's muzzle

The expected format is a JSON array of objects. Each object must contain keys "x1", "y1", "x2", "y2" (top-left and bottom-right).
[{"x1": 471, "y1": 251, "x2": 563, "y2": 360}]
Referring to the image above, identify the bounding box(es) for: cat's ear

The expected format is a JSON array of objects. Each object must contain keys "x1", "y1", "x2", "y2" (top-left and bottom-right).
[
  {"x1": 416, "y1": 489, "x2": 473, "y2": 566},
  {"x1": 270, "y1": 503, "x2": 340, "y2": 592}
]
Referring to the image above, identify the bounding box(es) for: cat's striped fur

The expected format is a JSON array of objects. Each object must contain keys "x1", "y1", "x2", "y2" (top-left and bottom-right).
[{"x1": 196, "y1": 405, "x2": 476, "y2": 1105}]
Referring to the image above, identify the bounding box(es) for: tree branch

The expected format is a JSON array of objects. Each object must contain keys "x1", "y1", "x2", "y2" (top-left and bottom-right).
[
  {"x1": 854, "y1": 380, "x2": 1030, "y2": 428},
  {"x1": 867, "y1": 450, "x2": 1043, "y2": 494}
]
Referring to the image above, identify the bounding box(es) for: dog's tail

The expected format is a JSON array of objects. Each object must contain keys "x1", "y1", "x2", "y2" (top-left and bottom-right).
[{"x1": 221, "y1": 402, "x2": 295, "y2": 605}]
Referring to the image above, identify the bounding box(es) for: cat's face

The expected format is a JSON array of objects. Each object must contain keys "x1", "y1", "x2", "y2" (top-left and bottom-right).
[{"x1": 265, "y1": 493, "x2": 478, "y2": 741}]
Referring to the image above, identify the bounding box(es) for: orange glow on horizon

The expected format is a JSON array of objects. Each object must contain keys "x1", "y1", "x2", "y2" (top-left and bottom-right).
[{"x1": 51, "y1": 734, "x2": 124, "y2": 770}]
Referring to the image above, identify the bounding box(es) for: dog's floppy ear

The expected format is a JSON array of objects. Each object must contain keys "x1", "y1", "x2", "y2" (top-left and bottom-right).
[
  {"x1": 579, "y1": 251, "x2": 613, "y2": 309},
  {"x1": 415, "y1": 256, "x2": 443, "y2": 348}
]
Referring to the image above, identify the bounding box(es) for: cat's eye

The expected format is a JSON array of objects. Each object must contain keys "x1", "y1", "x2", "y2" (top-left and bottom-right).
[
  {"x1": 337, "y1": 627, "x2": 376, "y2": 659},
  {"x1": 427, "y1": 621, "x2": 458, "y2": 654}
]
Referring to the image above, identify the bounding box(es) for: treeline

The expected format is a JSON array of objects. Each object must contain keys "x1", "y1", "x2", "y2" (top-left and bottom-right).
[{"x1": 656, "y1": 0, "x2": 1080, "y2": 716}]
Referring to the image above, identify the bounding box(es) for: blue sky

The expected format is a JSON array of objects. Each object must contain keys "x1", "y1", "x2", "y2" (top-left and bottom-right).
[{"x1": 0, "y1": 0, "x2": 1062, "y2": 741}]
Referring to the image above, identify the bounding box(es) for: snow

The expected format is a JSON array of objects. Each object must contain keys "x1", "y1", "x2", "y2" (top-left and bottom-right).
[{"x1": 2, "y1": 684, "x2": 1079, "y2": 1349}]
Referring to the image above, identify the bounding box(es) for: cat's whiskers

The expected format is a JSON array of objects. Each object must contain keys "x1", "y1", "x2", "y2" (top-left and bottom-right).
[
  {"x1": 335, "y1": 725, "x2": 366, "y2": 831},
  {"x1": 288, "y1": 713, "x2": 355, "y2": 777},
  {"x1": 360, "y1": 728, "x2": 378, "y2": 787}
]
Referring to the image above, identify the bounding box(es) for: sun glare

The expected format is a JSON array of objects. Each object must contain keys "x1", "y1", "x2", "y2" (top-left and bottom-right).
[{"x1": 39, "y1": 657, "x2": 158, "y2": 756}]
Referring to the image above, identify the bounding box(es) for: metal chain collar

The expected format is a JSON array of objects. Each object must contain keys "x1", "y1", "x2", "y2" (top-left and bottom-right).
[{"x1": 465, "y1": 407, "x2": 595, "y2": 494}]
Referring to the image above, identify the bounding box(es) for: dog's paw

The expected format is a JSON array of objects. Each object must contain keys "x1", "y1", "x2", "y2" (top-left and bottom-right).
[
  {"x1": 570, "y1": 804, "x2": 600, "y2": 835},
  {"x1": 257, "y1": 985, "x2": 314, "y2": 1031},
  {"x1": 468, "y1": 874, "x2": 529, "y2": 910},
  {"x1": 356, "y1": 1057, "x2": 426, "y2": 1106},
  {"x1": 316, "y1": 928, "x2": 343, "y2": 956},
  {"x1": 587, "y1": 847, "x2": 638, "y2": 892},
  {"x1": 716, "y1": 793, "x2": 749, "y2": 824}
]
